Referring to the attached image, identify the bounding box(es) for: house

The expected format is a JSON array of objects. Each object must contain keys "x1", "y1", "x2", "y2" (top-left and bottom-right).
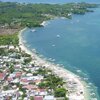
[
  {"x1": 20, "y1": 78, "x2": 29, "y2": 85},
  {"x1": 1, "y1": 90, "x2": 17, "y2": 96},
  {"x1": 9, "y1": 45, "x2": 15, "y2": 50},
  {"x1": 34, "y1": 96, "x2": 43, "y2": 100},
  {"x1": 7, "y1": 77, "x2": 13, "y2": 82},
  {"x1": 14, "y1": 65, "x2": 21, "y2": 69},
  {"x1": 44, "y1": 96, "x2": 55, "y2": 100},
  {"x1": 22, "y1": 85, "x2": 36, "y2": 90},
  {"x1": 11, "y1": 78, "x2": 19, "y2": 83},
  {"x1": 15, "y1": 72, "x2": 22, "y2": 78},
  {"x1": 34, "y1": 79, "x2": 41, "y2": 85},
  {"x1": 38, "y1": 89, "x2": 47, "y2": 96},
  {"x1": 26, "y1": 73, "x2": 33, "y2": 77},
  {"x1": 9, "y1": 73, "x2": 16, "y2": 78},
  {"x1": 0, "y1": 73, "x2": 6, "y2": 80}
]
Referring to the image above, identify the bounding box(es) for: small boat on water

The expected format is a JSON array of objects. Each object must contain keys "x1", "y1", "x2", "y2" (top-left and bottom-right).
[
  {"x1": 52, "y1": 44, "x2": 55, "y2": 47},
  {"x1": 76, "y1": 70, "x2": 81, "y2": 73},
  {"x1": 56, "y1": 34, "x2": 60, "y2": 38},
  {"x1": 31, "y1": 29, "x2": 36, "y2": 32}
]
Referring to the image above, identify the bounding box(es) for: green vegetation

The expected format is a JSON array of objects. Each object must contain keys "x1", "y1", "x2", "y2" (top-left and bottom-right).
[
  {"x1": 30, "y1": 97, "x2": 34, "y2": 100},
  {"x1": 21, "y1": 52, "x2": 31, "y2": 57},
  {"x1": 37, "y1": 68, "x2": 65, "y2": 90},
  {"x1": 37, "y1": 68, "x2": 68, "y2": 99},
  {"x1": 38, "y1": 82, "x2": 46, "y2": 89},
  {"x1": 14, "y1": 53, "x2": 21, "y2": 59},
  {"x1": 45, "y1": 74, "x2": 64, "y2": 89},
  {"x1": 3, "y1": 85, "x2": 9, "y2": 90},
  {"x1": 9, "y1": 65, "x2": 15, "y2": 73},
  {"x1": 54, "y1": 88, "x2": 67, "y2": 97},
  {"x1": 24, "y1": 57, "x2": 32, "y2": 64},
  {"x1": 0, "y1": 48, "x2": 8, "y2": 56},
  {"x1": 0, "y1": 33, "x2": 19, "y2": 45},
  {"x1": 36, "y1": 68, "x2": 47, "y2": 75},
  {"x1": 0, "y1": 2, "x2": 98, "y2": 28}
]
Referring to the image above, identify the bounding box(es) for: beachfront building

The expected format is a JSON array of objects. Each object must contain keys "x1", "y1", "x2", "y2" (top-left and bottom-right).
[{"x1": 44, "y1": 96, "x2": 55, "y2": 100}]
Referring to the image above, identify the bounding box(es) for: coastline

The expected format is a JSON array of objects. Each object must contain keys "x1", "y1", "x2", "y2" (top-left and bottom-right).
[
  {"x1": 40, "y1": 21, "x2": 48, "y2": 27},
  {"x1": 19, "y1": 28, "x2": 89, "y2": 100}
]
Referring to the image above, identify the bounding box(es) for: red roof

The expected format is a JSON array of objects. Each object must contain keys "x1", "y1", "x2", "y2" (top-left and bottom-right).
[
  {"x1": 15, "y1": 72, "x2": 22, "y2": 78},
  {"x1": 7, "y1": 77, "x2": 13, "y2": 81},
  {"x1": 34, "y1": 96, "x2": 43, "y2": 100},
  {"x1": 23, "y1": 85, "x2": 35, "y2": 90},
  {"x1": 21, "y1": 79, "x2": 29, "y2": 83},
  {"x1": 0, "y1": 73, "x2": 5, "y2": 80},
  {"x1": 39, "y1": 89, "x2": 45, "y2": 92}
]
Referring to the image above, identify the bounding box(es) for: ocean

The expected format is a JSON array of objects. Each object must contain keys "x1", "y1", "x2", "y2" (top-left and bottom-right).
[
  {"x1": 22, "y1": 8, "x2": 100, "y2": 99},
  {"x1": 2, "y1": 0, "x2": 100, "y2": 99}
]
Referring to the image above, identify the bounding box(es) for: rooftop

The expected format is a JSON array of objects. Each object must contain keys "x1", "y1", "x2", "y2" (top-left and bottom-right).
[{"x1": 34, "y1": 96, "x2": 43, "y2": 100}]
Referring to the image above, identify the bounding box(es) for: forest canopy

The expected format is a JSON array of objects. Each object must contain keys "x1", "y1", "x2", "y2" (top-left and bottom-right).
[{"x1": 0, "y1": 2, "x2": 98, "y2": 28}]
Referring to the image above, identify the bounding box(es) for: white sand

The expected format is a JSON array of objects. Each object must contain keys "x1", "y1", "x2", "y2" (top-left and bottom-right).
[
  {"x1": 18, "y1": 28, "x2": 89, "y2": 100},
  {"x1": 40, "y1": 21, "x2": 48, "y2": 26}
]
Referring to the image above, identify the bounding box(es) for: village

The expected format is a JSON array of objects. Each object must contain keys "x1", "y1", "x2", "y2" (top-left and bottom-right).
[{"x1": 0, "y1": 45, "x2": 67, "y2": 100}]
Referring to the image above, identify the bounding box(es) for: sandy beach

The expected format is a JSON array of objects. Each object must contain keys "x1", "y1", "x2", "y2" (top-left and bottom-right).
[
  {"x1": 18, "y1": 28, "x2": 89, "y2": 100},
  {"x1": 40, "y1": 21, "x2": 48, "y2": 26}
]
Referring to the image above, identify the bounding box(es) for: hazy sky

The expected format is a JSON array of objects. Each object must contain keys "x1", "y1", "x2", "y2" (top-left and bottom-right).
[{"x1": 1, "y1": 0, "x2": 100, "y2": 4}]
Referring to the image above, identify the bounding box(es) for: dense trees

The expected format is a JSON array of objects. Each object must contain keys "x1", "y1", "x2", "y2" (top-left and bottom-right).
[
  {"x1": 9, "y1": 65, "x2": 15, "y2": 73},
  {"x1": 24, "y1": 57, "x2": 32, "y2": 64},
  {"x1": 0, "y1": 2, "x2": 98, "y2": 28},
  {"x1": 0, "y1": 33, "x2": 19, "y2": 45},
  {"x1": 54, "y1": 88, "x2": 67, "y2": 97},
  {"x1": 37, "y1": 68, "x2": 68, "y2": 99},
  {"x1": 0, "y1": 48, "x2": 8, "y2": 56}
]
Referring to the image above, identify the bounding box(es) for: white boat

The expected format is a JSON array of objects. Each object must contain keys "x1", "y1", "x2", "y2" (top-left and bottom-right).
[
  {"x1": 52, "y1": 44, "x2": 55, "y2": 47},
  {"x1": 31, "y1": 29, "x2": 36, "y2": 32},
  {"x1": 56, "y1": 35, "x2": 60, "y2": 38},
  {"x1": 76, "y1": 70, "x2": 81, "y2": 73}
]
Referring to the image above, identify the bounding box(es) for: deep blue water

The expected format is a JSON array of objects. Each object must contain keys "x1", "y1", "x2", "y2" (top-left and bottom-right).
[
  {"x1": 2, "y1": 0, "x2": 100, "y2": 4},
  {"x1": 22, "y1": 8, "x2": 100, "y2": 99}
]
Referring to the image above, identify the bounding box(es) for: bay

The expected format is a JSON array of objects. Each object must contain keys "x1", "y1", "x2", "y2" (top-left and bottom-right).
[{"x1": 22, "y1": 8, "x2": 100, "y2": 99}]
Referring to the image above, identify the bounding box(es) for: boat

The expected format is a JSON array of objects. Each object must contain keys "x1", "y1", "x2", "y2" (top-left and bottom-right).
[
  {"x1": 52, "y1": 44, "x2": 55, "y2": 47},
  {"x1": 56, "y1": 34, "x2": 60, "y2": 38},
  {"x1": 31, "y1": 29, "x2": 36, "y2": 32},
  {"x1": 76, "y1": 70, "x2": 81, "y2": 73}
]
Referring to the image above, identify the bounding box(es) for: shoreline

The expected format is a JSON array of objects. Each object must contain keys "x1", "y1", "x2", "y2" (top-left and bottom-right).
[
  {"x1": 19, "y1": 28, "x2": 89, "y2": 100},
  {"x1": 40, "y1": 21, "x2": 48, "y2": 27}
]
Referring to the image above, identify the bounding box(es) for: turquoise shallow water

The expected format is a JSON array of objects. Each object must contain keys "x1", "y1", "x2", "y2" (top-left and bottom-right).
[{"x1": 22, "y1": 8, "x2": 100, "y2": 99}]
